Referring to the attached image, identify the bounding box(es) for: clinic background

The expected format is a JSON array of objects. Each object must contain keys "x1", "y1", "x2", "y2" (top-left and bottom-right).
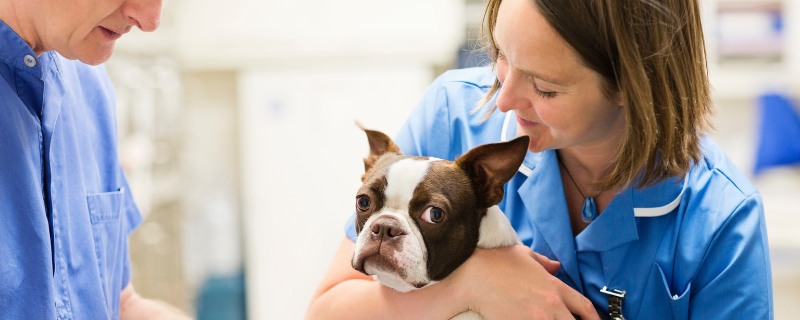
[{"x1": 106, "y1": 0, "x2": 800, "y2": 319}]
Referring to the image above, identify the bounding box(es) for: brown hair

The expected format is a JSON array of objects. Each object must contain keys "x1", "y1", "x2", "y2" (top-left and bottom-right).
[{"x1": 477, "y1": 0, "x2": 713, "y2": 190}]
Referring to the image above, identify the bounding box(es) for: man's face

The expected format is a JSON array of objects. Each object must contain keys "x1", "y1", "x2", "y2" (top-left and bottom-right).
[{"x1": 36, "y1": 0, "x2": 162, "y2": 65}]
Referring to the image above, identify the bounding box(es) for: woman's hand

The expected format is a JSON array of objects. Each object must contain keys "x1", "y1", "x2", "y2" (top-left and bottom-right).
[{"x1": 446, "y1": 245, "x2": 600, "y2": 320}]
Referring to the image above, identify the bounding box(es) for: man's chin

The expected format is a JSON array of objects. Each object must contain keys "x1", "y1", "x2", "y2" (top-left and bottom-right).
[{"x1": 72, "y1": 43, "x2": 115, "y2": 66}]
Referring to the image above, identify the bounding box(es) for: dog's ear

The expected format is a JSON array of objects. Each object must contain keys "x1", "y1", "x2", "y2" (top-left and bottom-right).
[
  {"x1": 359, "y1": 124, "x2": 402, "y2": 177},
  {"x1": 455, "y1": 136, "x2": 529, "y2": 208}
]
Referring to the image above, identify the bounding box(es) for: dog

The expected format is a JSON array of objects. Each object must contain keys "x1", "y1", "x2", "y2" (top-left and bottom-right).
[{"x1": 351, "y1": 127, "x2": 529, "y2": 320}]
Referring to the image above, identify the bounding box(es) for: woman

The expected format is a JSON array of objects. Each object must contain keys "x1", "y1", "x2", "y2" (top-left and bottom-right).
[{"x1": 306, "y1": 0, "x2": 773, "y2": 319}]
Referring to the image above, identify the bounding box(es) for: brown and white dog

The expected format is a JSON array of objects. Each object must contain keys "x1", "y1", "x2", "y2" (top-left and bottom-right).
[{"x1": 351, "y1": 127, "x2": 529, "y2": 320}]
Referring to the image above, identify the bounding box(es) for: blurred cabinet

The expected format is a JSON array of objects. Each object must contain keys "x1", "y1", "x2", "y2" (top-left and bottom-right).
[{"x1": 704, "y1": 0, "x2": 800, "y2": 99}]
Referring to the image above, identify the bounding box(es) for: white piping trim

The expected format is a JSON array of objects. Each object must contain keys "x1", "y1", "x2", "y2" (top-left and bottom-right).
[
  {"x1": 501, "y1": 112, "x2": 534, "y2": 176},
  {"x1": 501, "y1": 111, "x2": 513, "y2": 142},
  {"x1": 518, "y1": 165, "x2": 533, "y2": 177},
  {"x1": 633, "y1": 172, "x2": 688, "y2": 217},
  {"x1": 500, "y1": 111, "x2": 687, "y2": 217}
]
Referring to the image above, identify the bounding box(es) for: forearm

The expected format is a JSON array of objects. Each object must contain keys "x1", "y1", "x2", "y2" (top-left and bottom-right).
[
  {"x1": 120, "y1": 284, "x2": 192, "y2": 320},
  {"x1": 306, "y1": 278, "x2": 469, "y2": 320}
]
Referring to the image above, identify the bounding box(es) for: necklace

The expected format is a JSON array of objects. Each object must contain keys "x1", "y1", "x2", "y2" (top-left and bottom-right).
[{"x1": 557, "y1": 154, "x2": 605, "y2": 223}]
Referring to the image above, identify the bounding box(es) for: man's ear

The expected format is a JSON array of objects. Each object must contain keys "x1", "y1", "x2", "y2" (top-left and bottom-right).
[
  {"x1": 359, "y1": 124, "x2": 402, "y2": 176},
  {"x1": 454, "y1": 136, "x2": 529, "y2": 208}
]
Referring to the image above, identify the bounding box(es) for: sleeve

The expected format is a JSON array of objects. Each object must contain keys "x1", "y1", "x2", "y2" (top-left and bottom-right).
[
  {"x1": 393, "y1": 76, "x2": 453, "y2": 159},
  {"x1": 344, "y1": 75, "x2": 455, "y2": 241},
  {"x1": 688, "y1": 193, "x2": 773, "y2": 319},
  {"x1": 121, "y1": 169, "x2": 143, "y2": 288}
]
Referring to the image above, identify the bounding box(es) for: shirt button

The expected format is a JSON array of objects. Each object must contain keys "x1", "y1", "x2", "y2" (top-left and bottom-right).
[{"x1": 24, "y1": 55, "x2": 36, "y2": 67}]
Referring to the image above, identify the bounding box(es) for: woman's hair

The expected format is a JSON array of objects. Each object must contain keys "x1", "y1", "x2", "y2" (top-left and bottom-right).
[{"x1": 477, "y1": 0, "x2": 713, "y2": 190}]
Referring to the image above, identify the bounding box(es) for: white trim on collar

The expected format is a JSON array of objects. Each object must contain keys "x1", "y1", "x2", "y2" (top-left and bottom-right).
[
  {"x1": 499, "y1": 111, "x2": 685, "y2": 218},
  {"x1": 633, "y1": 174, "x2": 688, "y2": 217}
]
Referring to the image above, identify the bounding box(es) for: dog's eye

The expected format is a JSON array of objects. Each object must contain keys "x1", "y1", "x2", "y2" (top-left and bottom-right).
[
  {"x1": 356, "y1": 196, "x2": 371, "y2": 211},
  {"x1": 421, "y1": 206, "x2": 445, "y2": 224}
]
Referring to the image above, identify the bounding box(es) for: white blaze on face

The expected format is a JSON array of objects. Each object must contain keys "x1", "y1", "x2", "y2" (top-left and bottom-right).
[{"x1": 352, "y1": 158, "x2": 436, "y2": 292}]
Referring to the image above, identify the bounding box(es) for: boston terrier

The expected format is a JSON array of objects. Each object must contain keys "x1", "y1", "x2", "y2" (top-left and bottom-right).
[{"x1": 351, "y1": 127, "x2": 529, "y2": 320}]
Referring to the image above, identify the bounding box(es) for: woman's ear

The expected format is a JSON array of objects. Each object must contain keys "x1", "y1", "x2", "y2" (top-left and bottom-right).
[{"x1": 454, "y1": 136, "x2": 529, "y2": 208}]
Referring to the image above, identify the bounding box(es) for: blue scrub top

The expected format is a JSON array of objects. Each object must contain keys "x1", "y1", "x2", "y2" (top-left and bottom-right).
[
  {"x1": 0, "y1": 20, "x2": 141, "y2": 319},
  {"x1": 345, "y1": 67, "x2": 774, "y2": 319}
]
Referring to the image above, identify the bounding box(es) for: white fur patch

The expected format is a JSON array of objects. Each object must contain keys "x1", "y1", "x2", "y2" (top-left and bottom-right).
[
  {"x1": 384, "y1": 158, "x2": 433, "y2": 209},
  {"x1": 477, "y1": 206, "x2": 522, "y2": 249}
]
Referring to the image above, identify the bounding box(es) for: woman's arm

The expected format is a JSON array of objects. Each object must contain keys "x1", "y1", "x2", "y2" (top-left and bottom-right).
[
  {"x1": 305, "y1": 237, "x2": 470, "y2": 320},
  {"x1": 306, "y1": 237, "x2": 600, "y2": 320}
]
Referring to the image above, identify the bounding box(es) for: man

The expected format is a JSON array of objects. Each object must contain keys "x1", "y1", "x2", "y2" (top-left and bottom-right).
[{"x1": 0, "y1": 0, "x2": 190, "y2": 319}]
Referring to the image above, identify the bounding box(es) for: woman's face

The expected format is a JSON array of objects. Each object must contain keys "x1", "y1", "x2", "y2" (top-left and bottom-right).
[{"x1": 494, "y1": 0, "x2": 625, "y2": 153}]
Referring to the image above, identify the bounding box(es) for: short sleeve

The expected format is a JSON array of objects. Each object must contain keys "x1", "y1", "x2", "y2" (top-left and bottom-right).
[
  {"x1": 688, "y1": 193, "x2": 773, "y2": 319},
  {"x1": 345, "y1": 211, "x2": 358, "y2": 242},
  {"x1": 393, "y1": 75, "x2": 453, "y2": 159}
]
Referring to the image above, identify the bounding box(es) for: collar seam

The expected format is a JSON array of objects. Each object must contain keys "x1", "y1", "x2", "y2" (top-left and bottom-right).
[{"x1": 46, "y1": 52, "x2": 63, "y2": 79}]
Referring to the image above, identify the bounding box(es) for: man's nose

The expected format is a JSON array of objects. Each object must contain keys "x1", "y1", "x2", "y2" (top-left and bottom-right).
[{"x1": 122, "y1": 0, "x2": 163, "y2": 32}]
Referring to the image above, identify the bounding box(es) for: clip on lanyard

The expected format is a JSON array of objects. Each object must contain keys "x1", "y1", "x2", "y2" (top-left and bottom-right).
[{"x1": 600, "y1": 286, "x2": 626, "y2": 320}]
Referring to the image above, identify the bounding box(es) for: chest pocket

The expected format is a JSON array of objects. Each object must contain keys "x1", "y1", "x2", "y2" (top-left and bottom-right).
[
  {"x1": 639, "y1": 262, "x2": 691, "y2": 319},
  {"x1": 87, "y1": 188, "x2": 126, "y2": 316}
]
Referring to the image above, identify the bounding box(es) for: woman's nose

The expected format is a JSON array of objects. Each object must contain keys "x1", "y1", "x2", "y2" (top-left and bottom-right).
[
  {"x1": 122, "y1": 0, "x2": 163, "y2": 32},
  {"x1": 496, "y1": 71, "x2": 529, "y2": 113}
]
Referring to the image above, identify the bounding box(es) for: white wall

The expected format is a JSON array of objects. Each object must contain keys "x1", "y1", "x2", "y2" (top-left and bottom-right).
[{"x1": 174, "y1": 0, "x2": 464, "y2": 70}]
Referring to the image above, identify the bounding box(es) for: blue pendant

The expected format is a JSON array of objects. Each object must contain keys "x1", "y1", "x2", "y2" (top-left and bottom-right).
[{"x1": 581, "y1": 197, "x2": 597, "y2": 223}]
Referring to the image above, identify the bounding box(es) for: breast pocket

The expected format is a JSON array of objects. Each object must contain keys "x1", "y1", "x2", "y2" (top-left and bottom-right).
[
  {"x1": 87, "y1": 188, "x2": 126, "y2": 315},
  {"x1": 640, "y1": 262, "x2": 691, "y2": 319}
]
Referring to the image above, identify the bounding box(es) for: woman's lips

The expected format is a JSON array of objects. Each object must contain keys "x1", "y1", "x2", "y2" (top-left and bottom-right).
[
  {"x1": 99, "y1": 27, "x2": 122, "y2": 41},
  {"x1": 516, "y1": 114, "x2": 538, "y2": 127}
]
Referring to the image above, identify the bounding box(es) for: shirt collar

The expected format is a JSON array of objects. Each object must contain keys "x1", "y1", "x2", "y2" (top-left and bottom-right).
[
  {"x1": 0, "y1": 18, "x2": 43, "y2": 79},
  {"x1": 516, "y1": 148, "x2": 585, "y2": 288}
]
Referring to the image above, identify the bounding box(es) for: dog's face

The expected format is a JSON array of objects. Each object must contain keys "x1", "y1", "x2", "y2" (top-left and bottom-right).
[{"x1": 351, "y1": 128, "x2": 528, "y2": 292}]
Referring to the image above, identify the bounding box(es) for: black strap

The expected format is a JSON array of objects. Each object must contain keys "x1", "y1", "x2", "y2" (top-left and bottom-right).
[{"x1": 608, "y1": 294, "x2": 625, "y2": 320}]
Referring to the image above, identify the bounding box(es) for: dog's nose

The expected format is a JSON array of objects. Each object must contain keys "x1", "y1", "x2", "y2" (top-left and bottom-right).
[{"x1": 370, "y1": 218, "x2": 405, "y2": 240}]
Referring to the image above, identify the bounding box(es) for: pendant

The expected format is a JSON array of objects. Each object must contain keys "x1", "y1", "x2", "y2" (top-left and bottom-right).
[{"x1": 581, "y1": 197, "x2": 597, "y2": 223}]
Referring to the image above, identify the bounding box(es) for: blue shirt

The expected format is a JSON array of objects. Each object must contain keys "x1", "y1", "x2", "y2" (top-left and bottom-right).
[
  {"x1": 345, "y1": 67, "x2": 774, "y2": 319},
  {"x1": 0, "y1": 20, "x2": 141, "y2": 319}
]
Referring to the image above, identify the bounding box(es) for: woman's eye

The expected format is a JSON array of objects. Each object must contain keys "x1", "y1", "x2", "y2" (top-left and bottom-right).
[
  {"x1": 356, "y1": 196, "x2": 371, "y2": 211},
  {"x1": 421, "y1": 206, "x2": 445, "y2": 224},
  {"x1": 533, "y1": 85, "x2": 557, "y2": 99}
]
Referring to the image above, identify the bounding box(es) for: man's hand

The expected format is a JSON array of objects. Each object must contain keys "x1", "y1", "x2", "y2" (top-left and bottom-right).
[{"x1": 120, "y1": 284, "x2": 193, "y2": 320}]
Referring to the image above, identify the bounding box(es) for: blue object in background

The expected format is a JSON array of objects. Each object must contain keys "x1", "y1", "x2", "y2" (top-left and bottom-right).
[
  {"x1": 196, "y1": 271, "x2": 247, "y2": 320},
  {"x1": 754, "y1": 93, "x2": 800, "y2": 174}
]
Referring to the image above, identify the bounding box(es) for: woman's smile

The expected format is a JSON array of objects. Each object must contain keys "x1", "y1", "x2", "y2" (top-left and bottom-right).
[{"x1": 516, "y1": 114, "x2": 538, "y2": 127}]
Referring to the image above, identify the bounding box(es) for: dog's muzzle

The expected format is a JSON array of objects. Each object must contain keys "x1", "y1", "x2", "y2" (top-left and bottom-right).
[{"x1": 352, "y1": 216, "x2": 407, "y2": 273}]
